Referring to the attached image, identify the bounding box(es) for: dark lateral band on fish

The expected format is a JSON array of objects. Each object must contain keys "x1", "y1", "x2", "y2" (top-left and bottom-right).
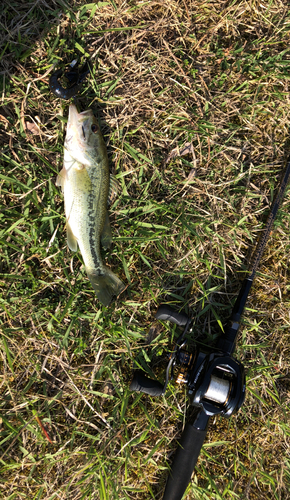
[{"x1": 49, "y1": 61, "x2": 90, "y2": 100}]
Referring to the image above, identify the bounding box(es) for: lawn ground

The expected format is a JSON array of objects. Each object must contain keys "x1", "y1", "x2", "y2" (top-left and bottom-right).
[{"x1": 0, "y1": 1, "x2": 290, "y2": 499}]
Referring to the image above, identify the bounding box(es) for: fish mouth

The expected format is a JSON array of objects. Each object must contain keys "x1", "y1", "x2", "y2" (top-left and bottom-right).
[
  {"x1": 67, "y1": 104, "x2": 79, "y2": 126},
  {"x1": 66, "y1": 104, "x2": 94, "y2": 144},
  {"x1": 68, "y1": 104, "x2": 93, "y2": 124}
]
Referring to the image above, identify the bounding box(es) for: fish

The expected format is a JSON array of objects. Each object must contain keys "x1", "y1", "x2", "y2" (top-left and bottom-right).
[{"x1": 56, "y1": 104, "x2": 125, "y2": 306}]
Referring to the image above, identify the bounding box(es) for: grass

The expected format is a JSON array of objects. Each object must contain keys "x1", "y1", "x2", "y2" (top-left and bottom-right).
[{"x1": 1, "y1": 0, "x2": 290, "y2": 499}]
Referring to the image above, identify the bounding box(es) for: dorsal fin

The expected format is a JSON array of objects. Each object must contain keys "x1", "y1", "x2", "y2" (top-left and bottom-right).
[{"x1": 107, "y1": 175, "x2": 120, "y2": 206}]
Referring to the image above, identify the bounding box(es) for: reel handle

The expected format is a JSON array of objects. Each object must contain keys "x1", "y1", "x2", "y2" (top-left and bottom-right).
[
  {"x1": 130, "y1": 306, "x2": 189, "y2": 398},
  {"x1": 155, "y1": 305, "x2": 189, "y2": 326},
  {"x1": 129, "y1": 371, "x2": 164, "y2": 396},
  {"x1": 162, "y1": 411, "x2": 210, "y2": 500}
]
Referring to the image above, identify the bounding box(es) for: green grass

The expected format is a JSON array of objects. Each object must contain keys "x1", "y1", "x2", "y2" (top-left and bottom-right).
[{"x1": 1, "y1": 0, "x2": 290, "y2": 499}]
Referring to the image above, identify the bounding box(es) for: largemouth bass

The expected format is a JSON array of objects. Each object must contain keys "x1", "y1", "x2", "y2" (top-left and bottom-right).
[{"x1": 56, "y1": 104, "x2": 125, "y2": 306}]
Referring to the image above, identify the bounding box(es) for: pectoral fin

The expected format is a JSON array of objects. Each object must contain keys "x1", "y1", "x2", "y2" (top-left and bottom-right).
[
  {"x1": 66, "y1": 221, "x2": 78, "y2": 251},
  {"x1": 101, "y1": 211, "x2": 112, "y2": 250},
  {"x1": 56, "y1": 168, "x2": 66, "y2": 192}
]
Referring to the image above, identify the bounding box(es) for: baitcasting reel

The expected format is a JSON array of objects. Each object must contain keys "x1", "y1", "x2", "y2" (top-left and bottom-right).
[{"x1": 130, "y1": 304, "x2": 245, "y2": 420}]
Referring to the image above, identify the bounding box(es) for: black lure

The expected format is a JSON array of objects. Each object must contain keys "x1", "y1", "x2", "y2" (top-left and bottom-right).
[{"x1": 49, "y1": 61, "x2": 90, "y2": 100}]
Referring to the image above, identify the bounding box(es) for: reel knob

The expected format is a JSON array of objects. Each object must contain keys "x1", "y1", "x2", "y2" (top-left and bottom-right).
[{"x1": 155, "y1": 305, "x2": 189, "y2": 326}]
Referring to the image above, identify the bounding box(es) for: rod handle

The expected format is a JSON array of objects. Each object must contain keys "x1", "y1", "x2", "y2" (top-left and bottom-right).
[{"x1": 162, "y1": 413, "x2": 209, "y2": 500}]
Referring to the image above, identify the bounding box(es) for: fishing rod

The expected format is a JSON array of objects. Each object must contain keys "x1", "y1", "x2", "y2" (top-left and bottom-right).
[{"x1": 130, "y1": 160, "x2": 290, "y2": 500}]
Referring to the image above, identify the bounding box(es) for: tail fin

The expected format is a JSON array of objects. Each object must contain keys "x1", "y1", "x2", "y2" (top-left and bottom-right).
[{"x1": 86, "y1": 267, "x2": 125, "y2": 306}]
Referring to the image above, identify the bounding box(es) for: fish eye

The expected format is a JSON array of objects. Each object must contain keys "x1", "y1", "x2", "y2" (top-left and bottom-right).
[{"x1": 91, "y1": 124, "x2": 98, "y2": 133}]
